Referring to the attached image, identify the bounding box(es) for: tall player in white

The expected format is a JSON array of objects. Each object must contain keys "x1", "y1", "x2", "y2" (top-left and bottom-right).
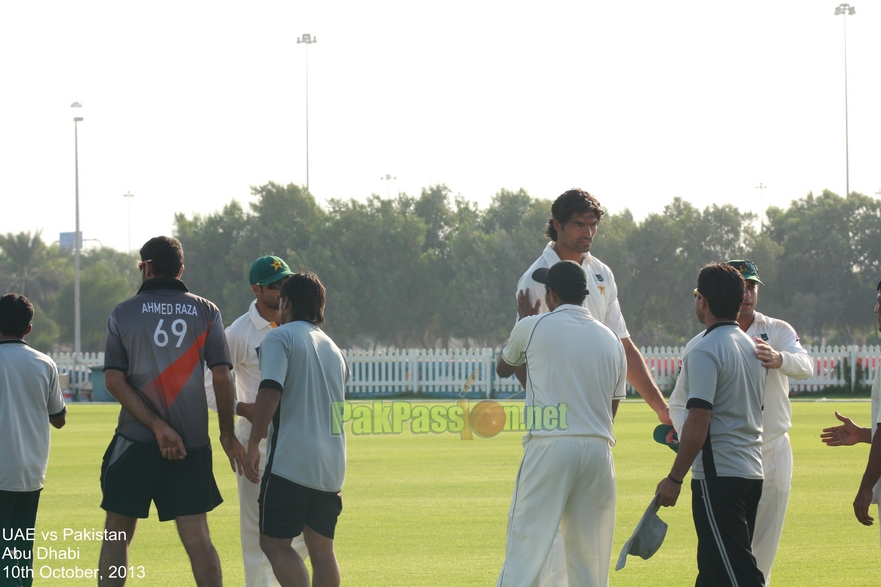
[{"x1": 516, "y1": 189, "x2": 670, "y2": 586}]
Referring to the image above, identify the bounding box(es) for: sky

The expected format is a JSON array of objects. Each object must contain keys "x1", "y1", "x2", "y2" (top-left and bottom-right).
[{"x1": 1, "y1": 0, "x2": 879, "y2": 254}]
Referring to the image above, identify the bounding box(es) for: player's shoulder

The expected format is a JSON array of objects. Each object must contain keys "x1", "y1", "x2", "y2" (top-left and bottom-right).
[
  {"x1": 584, "y1": 253, "x2": 614, "y2": 277},
  {"x1": 225, "y1": 310, "x2": 253, "y2": 336},
  {"x1": 517, "y1": 250, "x2": 551, "y2": 287}
]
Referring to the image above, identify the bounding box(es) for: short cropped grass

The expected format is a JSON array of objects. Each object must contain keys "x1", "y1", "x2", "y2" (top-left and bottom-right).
[{"x1": 28, "y1": 400, "x2": 878, "y2": 586}]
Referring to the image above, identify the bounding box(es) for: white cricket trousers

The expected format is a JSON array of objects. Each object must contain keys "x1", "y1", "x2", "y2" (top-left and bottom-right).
[
  {"x1": 497, "y1": 435, "x2": 615, "y2": 587},
  {"x1": 236, "y1": 418, "x2": 309, "y2": 587},
  {"x1": 753, "y1": 432, "x2": 792, "y2": 586}
]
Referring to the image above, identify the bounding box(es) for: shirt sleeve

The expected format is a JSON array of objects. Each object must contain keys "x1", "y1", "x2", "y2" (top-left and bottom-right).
[
  {"x1": 669, "y1": 333, "x2": 704, "y2": 432},
  {"x1": 203, "y1": 307, "x2": 232, "y2": 370},
  {"x1": 612, "y1": 346, "x2": 627, "y2": 400},
  {"x1": 682, "y1": 348, "x2": 718, "y2": 408},
  {"x1": 258, "y1": 330, "x2": 289, "y2": 390},
  {"x1": 46, "y1": 359, "x2": 66, "y2": 417},
  {"x1": 103, "y1": 311, "x2": 128, "y2": 372},
  {"x1": 771, "y1": 319, "x2": 814, "y2": 381},
  {"x1": 500, "y1": 318, "x2": 534, "y2": 367},
  {"x1": 600, "y1": 268, "x2": 630, "y2": 339}
]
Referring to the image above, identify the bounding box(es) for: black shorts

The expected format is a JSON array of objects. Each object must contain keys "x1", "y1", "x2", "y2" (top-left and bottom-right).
[
  {"x1": 100, "y1": 435, "x2": 222, "y2": 522},
  {"x1": 259, "y1": 473, "x2": 342, "y2": 540}
]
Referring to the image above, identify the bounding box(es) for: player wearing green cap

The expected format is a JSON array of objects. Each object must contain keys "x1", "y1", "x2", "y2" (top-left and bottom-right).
[
  {"x1": 205, "y1": 255, "x2": 307, "y2": 587},
  {"x1": 669, "y1": 260, "x2": 813, "y2": 584}
]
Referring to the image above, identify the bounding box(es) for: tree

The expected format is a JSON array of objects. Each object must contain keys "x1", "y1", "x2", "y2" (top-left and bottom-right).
[{"x1": 0, "y1": 230, "x2": 65, "y2": 302}]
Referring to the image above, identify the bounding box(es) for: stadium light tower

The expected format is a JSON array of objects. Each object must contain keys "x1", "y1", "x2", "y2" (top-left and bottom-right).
[
  {"x1": 123, "y1": 191, "x2": 134, "y2": 253},
  {"x1": 834, "y1": 3, "x2": 855, "y2": 197},
  {"x1": 72, "y1": 102, "x2": 83, "y2": 398},
  {"x1": 756, "y1": 182, "x2": 766, "y2": 232},
  {"x1": 380, "y1": 174, "x2": 396, "y2": 199},
  {"x1": 297, "y1": 33, "x2": 317, "y2": 194}
]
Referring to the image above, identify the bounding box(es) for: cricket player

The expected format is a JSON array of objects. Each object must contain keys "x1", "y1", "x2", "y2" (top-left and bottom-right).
[
  {"x1": 657, "y1": 263, "x2": 765, "y2": 586},
  {"x1": 205, "y1": 255, "x2": 309, "y2": 587},
  {"x1": 820, "y1": 279, "x2": 881, "y2": 542},
  {"x1": 669, "y1": 260, "x2": 812, "y2": 584},
  {"x1": 516, "y1": 188, "x2": 669, "y2": 585},
  {"x1": 0, "y1": 293, "x2": 67, "y2": 587},
  {"x1": 497, "y1": 260, "x2": 627, "y2": 587},
  {"x1": 246, "y1": 272, "x2": 348, "y2": 587},
  {"x1": 99, "y1": 236, "x2": 245, "y2": 587}
]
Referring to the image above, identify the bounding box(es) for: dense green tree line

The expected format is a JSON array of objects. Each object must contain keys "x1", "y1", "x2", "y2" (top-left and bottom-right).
[{"x1": 2, "y1": 185, "x2": 879, "y2": 352}]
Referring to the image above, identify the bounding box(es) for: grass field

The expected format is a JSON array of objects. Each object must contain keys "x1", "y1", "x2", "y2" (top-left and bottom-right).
[{"x1": 24, "y1": 400, "x2": 881, "y2": 586}]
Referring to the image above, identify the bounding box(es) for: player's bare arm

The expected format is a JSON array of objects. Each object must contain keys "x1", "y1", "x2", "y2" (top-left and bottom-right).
[
  {"x1": 621, "y1": 337, "x2": 671, "y2": 425},
  {"x1": 854, "y1": 430, "x2": 881, "y2": 526},
  {"x1": 820, "y1": 411, "x2": 872, "y2": 446},
  {"x1": 212, "y1": 364, "x2": 245, "y2": 475},
  {"x1": 496, "y1": 354, "x2": 519, "y2": 379},
  {"x1": 49, "y1": 411, "x2": 67, "y2": 429},
  {"x1": 656, "y1": 406, "x2": 711, "y2": 507},
  {"x1": 245, "y1": 385, "x2": 282, "y2": 484},
  {"x1": 105, "y1": 368, "x2": 187, "y2": 460},
  {"x1": 236, "y1": 401, "x2": 255, "y2": 422}
]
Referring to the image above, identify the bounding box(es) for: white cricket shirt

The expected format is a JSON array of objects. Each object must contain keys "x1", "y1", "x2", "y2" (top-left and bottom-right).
[
  {"x1": 0, "y1": 340, "x2": 67, "y2": 491},
  {"x1": 206, "y1": 300, "x2": 274, "y2": 411},
  {"x1": 516, "y1": 243, "x2": 629, "y2": 338},
  {"x1": 500, "y1": 304, "x2": 627, "y2": 444}
]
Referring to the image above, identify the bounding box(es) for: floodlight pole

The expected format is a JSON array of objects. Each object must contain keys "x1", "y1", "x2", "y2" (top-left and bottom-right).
[
  {"x1": 380, "y1": 174, "x2": 396, "y2": 199},
  {"x1": 297, "y1": 33, "x2": 317, "y2": 194},
  {"x1": 123, "y1": 191, "x2": 134, "y2": 253},
  {"x1": 756, "y1": 183, "x2": 766, "y2": 232},
  {"x1": 834, "y1": 3, "x2": 855, "y2": 197},
  {"x1": 72, "y1": 102, "x2": 83, "y2": 399}
]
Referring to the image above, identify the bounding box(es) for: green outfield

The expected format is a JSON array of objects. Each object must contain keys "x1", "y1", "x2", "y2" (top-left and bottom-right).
[{"x1": 25, "y1": 401, "x2": 880, "y2": 586}]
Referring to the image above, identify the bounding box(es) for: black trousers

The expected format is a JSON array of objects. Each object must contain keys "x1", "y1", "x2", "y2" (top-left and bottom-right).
[
  {"x1": 0, "y1": 489, "x2": 40, "y2": 587},
  {"x1": 692, "y1": 477, "x2": 765, "y2": 587}
]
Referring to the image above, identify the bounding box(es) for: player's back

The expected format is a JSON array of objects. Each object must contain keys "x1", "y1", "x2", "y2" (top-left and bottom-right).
[
  {"x1": 104, "y1": 279, "x2": 229, "y2": 448},
  {"x1": 519, "y1": 304, "x2": 626, "y2": 443}
]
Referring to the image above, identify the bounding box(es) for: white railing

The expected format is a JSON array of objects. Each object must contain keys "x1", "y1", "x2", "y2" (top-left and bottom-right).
[{"x1": 52, "y1": 345, "x2": 881, "y2": 399}]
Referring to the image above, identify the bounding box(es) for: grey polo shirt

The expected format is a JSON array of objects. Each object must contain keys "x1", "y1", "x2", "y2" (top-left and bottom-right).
[
  {"x1": 259, "y1": 320, "x2": 349, "y2": 493},
  {"x1": 104, "y1": 278, "x2": 231, "y2": 448},
  {"x1": 682, "y1": 322, "x2": 765, "y2": 480}
]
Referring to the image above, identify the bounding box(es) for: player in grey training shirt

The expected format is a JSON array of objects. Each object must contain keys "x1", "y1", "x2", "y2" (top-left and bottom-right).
[
  {"x1": 657, "y1": 263, "x2": 766, "y2": 587},
  {"x1": 99, "y1": 236, "x2": 245, "y2": 587},
  {"x1": 246, "y1": 271, "x2": 349, "y2": 587}
]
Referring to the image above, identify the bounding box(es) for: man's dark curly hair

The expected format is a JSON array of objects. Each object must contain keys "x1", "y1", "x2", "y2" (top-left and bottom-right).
[{"x1": 545, "y1": 188, "x2": 605, "y2": 241}]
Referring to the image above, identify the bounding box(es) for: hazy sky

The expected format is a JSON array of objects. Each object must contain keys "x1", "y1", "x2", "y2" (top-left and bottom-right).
[{"x1": 2, "y1": 1, "x2": 879, "y2": 254}]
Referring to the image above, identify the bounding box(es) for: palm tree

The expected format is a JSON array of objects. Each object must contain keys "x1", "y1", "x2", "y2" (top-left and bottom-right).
[{"x1": 0, "y1": 230, "x2": 64, "y2": 301}]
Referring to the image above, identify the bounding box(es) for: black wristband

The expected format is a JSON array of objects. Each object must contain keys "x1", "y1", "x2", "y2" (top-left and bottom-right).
[{"x1": 667, "y1": 474, "x2": 683, "y2": 485}]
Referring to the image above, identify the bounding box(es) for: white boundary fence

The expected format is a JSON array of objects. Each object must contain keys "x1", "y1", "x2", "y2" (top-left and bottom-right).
[{"x1": 52, "y1": 345, "x2": 880, "y2": 400}]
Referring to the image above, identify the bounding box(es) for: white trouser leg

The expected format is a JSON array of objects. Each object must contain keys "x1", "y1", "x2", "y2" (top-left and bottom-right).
[
  {"x1": 560, "y1": 440, "x2": 615, "y2": 587},
  {"x1": 237, "y1": 419, "x2": 309, "y2": 587},
  {"x1": 538, "y1": 529, "x2": 567, "y2": 587},
  {"x1": 498, "y1": 436, "x2": 614, "y2": 587},
  {"x1": 752, "y1": 433, "x2": 792, "y2": 586}
]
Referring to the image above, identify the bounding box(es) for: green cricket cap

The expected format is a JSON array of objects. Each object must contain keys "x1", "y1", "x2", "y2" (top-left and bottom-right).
[
  {"x1": 653, "y1": 424, "x2": 679, "y2": 453},
  {"x1": 725, "y1": 260, "x2": 764, "y2": 285},
  {"x1": 249, "y1": 255, "x2": 293, "y2": 286}
]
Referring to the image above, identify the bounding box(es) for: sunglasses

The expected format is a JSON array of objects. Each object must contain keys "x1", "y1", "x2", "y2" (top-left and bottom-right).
[
  {"x1": 693, "y1": 288, "x2": 700, "y2": 298},
  {"x1": 263, "y1": 281, "x2": 282, "y2": 291},
  {"x1": 138, "y1": 259, "x2": 152, "y2": 270}
]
